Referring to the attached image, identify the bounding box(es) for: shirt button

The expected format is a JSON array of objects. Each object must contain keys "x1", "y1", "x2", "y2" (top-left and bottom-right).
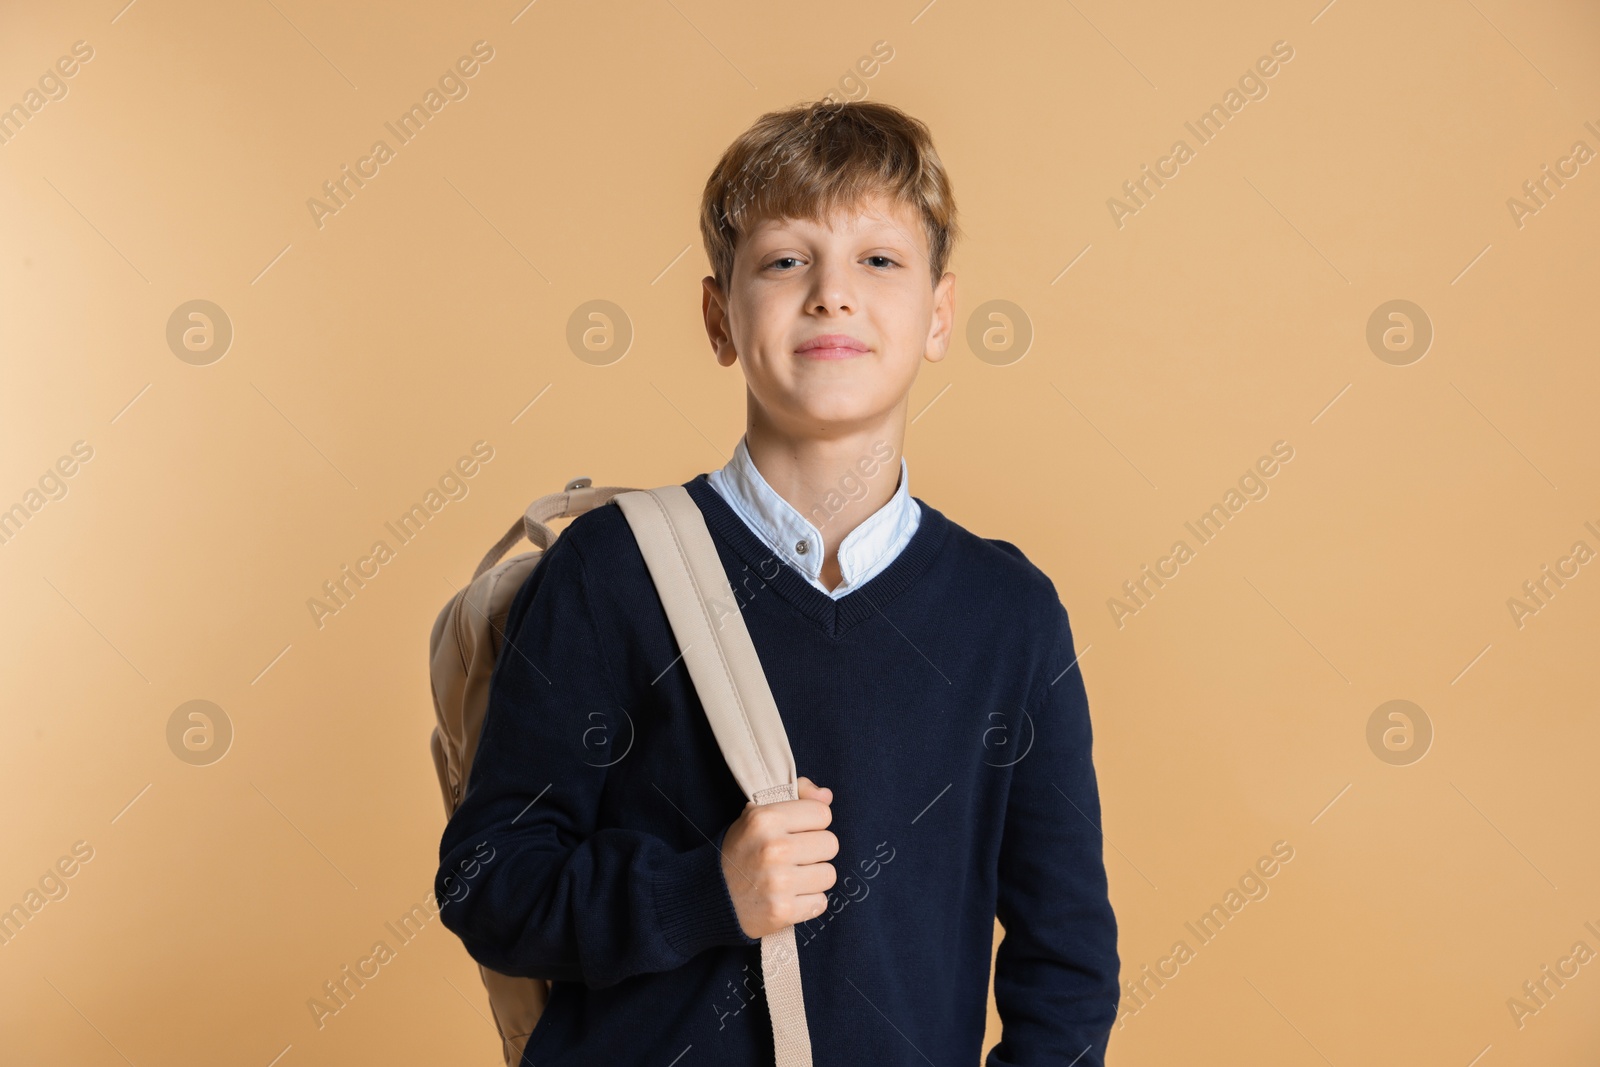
[{"x1": 795, "y1": 539, "x2": 809, "y2": 555}]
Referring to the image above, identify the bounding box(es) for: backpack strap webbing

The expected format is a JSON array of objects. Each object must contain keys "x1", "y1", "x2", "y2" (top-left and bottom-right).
[
  {"x1": 472, "y1": 480, "x2": 637, "y2": 581},
  {"x1": 613, "y1": 485, "x2": 814, "y2": 1067}
]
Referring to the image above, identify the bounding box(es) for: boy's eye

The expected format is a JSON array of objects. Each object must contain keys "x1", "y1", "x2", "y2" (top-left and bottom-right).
[{"x1": 763, "y1": 255, "x2": 899, "y2": 271}]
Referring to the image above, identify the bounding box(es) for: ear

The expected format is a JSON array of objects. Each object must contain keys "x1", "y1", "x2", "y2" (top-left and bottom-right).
[
  {"x1": 924, "y1": 271, "x2": 956, "y2": 364},
  {"x1": 702, "y1": 275, "x2": 738, "y2": 367}
]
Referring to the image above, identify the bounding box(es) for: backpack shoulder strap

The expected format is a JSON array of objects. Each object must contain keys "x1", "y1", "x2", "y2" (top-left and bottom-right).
[
  {"x1": 614, "y1": 485, "x2": 797, "y2": 802},
  {"x1": 612, "y1": 484, "x2": 814, "y2": 1067}
]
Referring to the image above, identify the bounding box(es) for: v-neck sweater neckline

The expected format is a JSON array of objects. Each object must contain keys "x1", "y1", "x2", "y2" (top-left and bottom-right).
[{"x1": 683, "y1": 472, "x2": 953, "y2": 639}]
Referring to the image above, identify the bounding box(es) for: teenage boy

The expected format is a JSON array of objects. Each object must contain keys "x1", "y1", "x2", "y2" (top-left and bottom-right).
[{"x1": 437, "y1": 99, "x2": 1119, "y2": 1065}]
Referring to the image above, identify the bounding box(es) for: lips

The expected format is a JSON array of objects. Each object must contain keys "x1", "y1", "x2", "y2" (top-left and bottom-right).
[{"x1": 796, "y1": 334, "x2": 869, "y2": 360}]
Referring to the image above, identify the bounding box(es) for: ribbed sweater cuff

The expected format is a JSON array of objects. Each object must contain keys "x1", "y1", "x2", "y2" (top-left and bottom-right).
[{"x1": 654, "y1": 824, "x2": 759, "y2": 957}]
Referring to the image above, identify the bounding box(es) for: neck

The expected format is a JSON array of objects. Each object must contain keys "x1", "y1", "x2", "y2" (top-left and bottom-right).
[{"x1": 741, "y1": 400, "x2": 908, "y2": 565}]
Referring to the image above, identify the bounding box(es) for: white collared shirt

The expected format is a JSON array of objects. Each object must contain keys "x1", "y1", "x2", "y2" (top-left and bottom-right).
[{"x1": 706, "y1": 435, "x2": 921, "y2": 600}]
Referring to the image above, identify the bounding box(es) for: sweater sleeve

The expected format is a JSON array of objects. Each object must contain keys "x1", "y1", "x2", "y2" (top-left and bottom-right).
[
  {"x1": 435, "y1": 529, "x2": 758, "y2": 989},
  {"x1": 986, "y1": 600, "x2": 1121, "y2": 1066}
]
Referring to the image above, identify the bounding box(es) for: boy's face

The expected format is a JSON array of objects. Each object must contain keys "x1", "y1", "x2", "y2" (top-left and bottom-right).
[{"x1": 702, "y1": 191, "x2": 955, "y2": 436}]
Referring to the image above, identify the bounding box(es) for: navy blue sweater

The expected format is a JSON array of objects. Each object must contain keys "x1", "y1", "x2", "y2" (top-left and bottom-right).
[{"x1": 436, "y1": 473, "x2": 1119, "y2": 1065}]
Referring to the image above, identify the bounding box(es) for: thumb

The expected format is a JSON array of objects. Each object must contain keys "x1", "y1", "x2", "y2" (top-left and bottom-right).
[{"x1": 797, "y1": 776, "x2": 832, "y2": 801}]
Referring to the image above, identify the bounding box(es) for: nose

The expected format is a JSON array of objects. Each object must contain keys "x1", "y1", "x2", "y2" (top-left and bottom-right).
[{"x1": 808, "y1": 256, "x2": 855, "y2": 315}]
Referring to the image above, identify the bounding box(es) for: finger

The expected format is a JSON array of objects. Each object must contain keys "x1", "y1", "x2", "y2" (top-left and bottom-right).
[
  {"x1": 785, "y1": 799, "x2": 833, "y2": 831},
  {"x1": 794, "y1": 892, "x2": 830, "y2": 922},
  {"x1": 750, "y1": 800, "x2": 827, "y2": 840},
  {"x1": 788, "y1": 829, "x2": 839, "y2": 864},
  {"x1": 792, "y1": 860, "x2": 837, "y2": 895}
]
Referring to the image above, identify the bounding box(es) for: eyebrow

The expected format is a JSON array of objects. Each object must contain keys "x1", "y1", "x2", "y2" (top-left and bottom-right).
[{"x1": 750, "y1": 218, "x2": 912, "y2": 246}]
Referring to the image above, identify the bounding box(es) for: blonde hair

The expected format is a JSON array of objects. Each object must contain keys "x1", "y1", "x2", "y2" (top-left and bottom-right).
[{"x1": 699, "y1": 99, "x2": 961, "y2": 293}]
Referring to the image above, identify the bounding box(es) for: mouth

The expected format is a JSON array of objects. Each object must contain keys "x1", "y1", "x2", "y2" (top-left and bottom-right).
[{"x1": 796, "y1": 334, "x2": 870, "y2": 360}]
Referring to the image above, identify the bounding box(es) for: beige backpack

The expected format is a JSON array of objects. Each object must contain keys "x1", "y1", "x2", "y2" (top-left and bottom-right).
[{"x1": 428, "y1": 476, "x2": 814, "y2": 1067}]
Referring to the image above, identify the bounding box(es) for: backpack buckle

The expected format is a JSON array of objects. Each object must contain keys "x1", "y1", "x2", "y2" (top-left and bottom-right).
[{"x1": 564, "y1": 476, "x2": 592, "y2": 491}]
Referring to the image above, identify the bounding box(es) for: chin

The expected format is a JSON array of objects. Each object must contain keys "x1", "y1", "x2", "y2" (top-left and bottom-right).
[
  {"x1": 761, "y1": 381, "x2": 893, "y2": 426},
  {"x1": 788, "y1": 404, "x2": 885, "y2": 430}
]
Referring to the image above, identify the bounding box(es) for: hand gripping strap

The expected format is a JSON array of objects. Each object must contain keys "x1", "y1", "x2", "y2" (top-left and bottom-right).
[{"x1": 613, "y1": 486, "x2": 814, "y2": 1067}]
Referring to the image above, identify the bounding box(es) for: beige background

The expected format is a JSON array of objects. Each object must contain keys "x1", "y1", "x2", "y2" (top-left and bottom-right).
[{"x1": 3, "y1": 0, "x2": 1598, "y2": 1063}]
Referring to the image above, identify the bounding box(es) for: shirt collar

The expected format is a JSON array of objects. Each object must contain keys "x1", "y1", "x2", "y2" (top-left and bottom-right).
[{"x1": 708, "y1": 435, "x2": 917, "y2": 591}]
